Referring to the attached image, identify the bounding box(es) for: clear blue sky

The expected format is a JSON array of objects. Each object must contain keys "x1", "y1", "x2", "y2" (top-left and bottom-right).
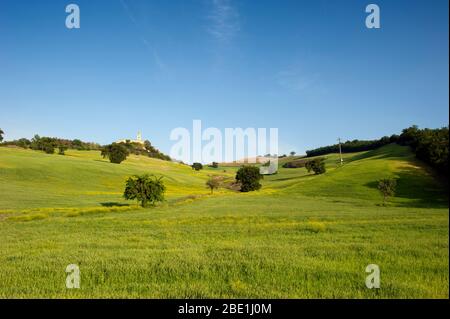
[{"x1": 0, "y1": 0, "x2": 448, "y2": 155}]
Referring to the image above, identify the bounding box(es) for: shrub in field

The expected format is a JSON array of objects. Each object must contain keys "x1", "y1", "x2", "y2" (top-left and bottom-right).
[
  {"x1": 58, "y1": 145, "x2": 68, "y2": 155},
  {"x1": 206, "y1": 175, "x2": 223, "y2": 194},
  {"x1": 305, "y1": 158, "x2": 326, "y2": 175},
  {"x1": 378, "y1": 178, "x2": 397, "y2": 205},
  {"x1": 101, "y1": 143, "x2": 129, "y2": 164},
  {"x1": 235, "y1": 166, "x2": 262, "y2": 192},
  {"x1": 191, "y1": 162, "x2": 203, "y2": 171},
  {"x1": 124, "y1": 174, "x2": 165, "y2": 207},
  {"x1": 209, "y1": 162, "x2": 219, "y2": 168}
]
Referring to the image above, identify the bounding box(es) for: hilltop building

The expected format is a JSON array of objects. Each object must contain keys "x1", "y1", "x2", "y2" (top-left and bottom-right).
[{"x1": 116, "y1": 132, "x2": 145, "y2": 145}]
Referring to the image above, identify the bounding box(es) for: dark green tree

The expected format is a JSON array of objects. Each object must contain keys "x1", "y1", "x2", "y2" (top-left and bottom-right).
[
  {"x1": 305, "y1": 158, "x2": 326, "y2": 175},
  {"x1": 72, "y1": 139, "x2": 83, "y2": 150},
  {"x1": 43, "y1": 143, "x2": 55, "y2": 154},
  {"x1": 101, "y1": 143, "x2": 129, "y2": 164},
  {"x1": 378, "y1": 178, "x2": 397, "y2": 205},
  {"x1": 191, "y1": 162, "x2": 203, "y2": 171},
  {"x1": 0, "y1": 128, "x2": 4, "y2": 142},
  {"x1": 30, "y1": 134, "x2": 41, "y2": 150},
  {"x1": 235, "y1": 166, "x2": 263, "y2": 192},
  {"x1": 124, "y1": 174, "x2": 166, "y2": 207},
  {"x1": 58, "y1": 145, "x2": 68, "y2": 155},
  {"x1": 15, "y1": 138, "x2": 31, "y2": 148}
]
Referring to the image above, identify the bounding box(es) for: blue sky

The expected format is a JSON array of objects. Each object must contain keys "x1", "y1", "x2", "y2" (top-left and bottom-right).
[{"x1": 0, "y1": 0, "x2": 448, "y2": 156}]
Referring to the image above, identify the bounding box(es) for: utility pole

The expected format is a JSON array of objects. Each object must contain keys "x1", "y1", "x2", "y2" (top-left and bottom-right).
[{"x1": 338, "y1": 138, "x2": 343, "y2": 165}]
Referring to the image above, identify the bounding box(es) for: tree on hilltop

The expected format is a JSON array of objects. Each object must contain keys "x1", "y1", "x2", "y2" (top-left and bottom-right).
[{"x1": 101, "y1": 143, "x2": 129, "y2": 164}]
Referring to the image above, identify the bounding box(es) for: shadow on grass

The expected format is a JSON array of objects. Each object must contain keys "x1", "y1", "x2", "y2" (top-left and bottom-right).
[
  {"x1": 100, "y1": 202, "x2": 130, "y2": 207},
  {"x1": 364, "y1": 165, "x2": 449, "y2": 208},
  {"x1": 346, "y1": 144, "x2": 413, "y2": 163},
  {"x1": 93, "y1": 159, "x2": 112, "y2": 163}
]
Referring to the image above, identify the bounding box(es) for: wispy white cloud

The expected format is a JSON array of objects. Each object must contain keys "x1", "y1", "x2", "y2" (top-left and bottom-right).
[
  {"x1": 119, "y1": 0, "x2": 136, "y2": 24},
  {"x1": 275, "y1": 68, "x2": 320, "y2": 93},
  {"x1": 119, "y1": 0, "x2": 167, "y2": 74},
  {"x1": 207, "y1": 0, "x2": 240, "y2": 44}
]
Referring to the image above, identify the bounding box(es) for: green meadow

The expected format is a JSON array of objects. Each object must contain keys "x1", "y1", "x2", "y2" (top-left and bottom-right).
[{"x1": 0, "y1": 144, "x2": 448, "y2": 298}]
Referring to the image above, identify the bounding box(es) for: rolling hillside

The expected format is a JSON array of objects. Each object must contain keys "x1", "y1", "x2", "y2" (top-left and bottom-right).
[
  {"x1": 0, "y1": 144, "x2": 448, "y2": 298},
  {"x1": 0, "y1": 147, "x2": 236, "y2": 211}
]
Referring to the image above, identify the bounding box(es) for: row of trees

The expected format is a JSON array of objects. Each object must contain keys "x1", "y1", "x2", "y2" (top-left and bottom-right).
[
  {"x1": 397, "y1": 126, "x2": 448, "y2": 177},
  {"x1": 0, "y1": 133, "x2": 101, "y2": 154},
  {"x1": 305, "y1": 125, "x2": 449, "y2": 178},
  {"x1": 306, "y1": 135, "x2": 397, "y2": 157},
  {"x1": 0, "y1": 129, "x2": 170, "y2": 163}
]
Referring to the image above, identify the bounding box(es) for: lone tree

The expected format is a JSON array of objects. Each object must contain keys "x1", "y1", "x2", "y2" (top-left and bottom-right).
[
  {"x1": 290, "y1": 151, "x2": 296, "y2": 156},
  {"x1": 58, "y1": 145, "x2": 68, "y2": 155},
  {"x1": 378, "y1": 178, "x2": 397, "y2": 205},
  {"x1": 236, "y1": 166, "x2": 263, "y2": 192},
  {"x1": 101, "y1": 143, "x2": 129, "y2": 164},
  {"x1": 305, "y1": 158, "x2": 326, "y2": 175},
  {"x1": 191, "y1": 162, "x2": 203, "y2": 171},
  {"x1": 0, "y1": 128, "x2": 4, "y2": 142},
  {"x1": 124, "y1": 174, "x2": 166, "y2": 207},
  {"x1": 206, "y1": 175, "x2": 222, "y2": 194}
]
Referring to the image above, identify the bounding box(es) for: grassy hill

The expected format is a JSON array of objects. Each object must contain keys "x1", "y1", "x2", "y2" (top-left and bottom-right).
[
  {"x1": 0, "y1": 147, "x2": 237, "y2": 211},
  {"x1": 0, "y1": 144, "x2": 448, "y2": 298}
]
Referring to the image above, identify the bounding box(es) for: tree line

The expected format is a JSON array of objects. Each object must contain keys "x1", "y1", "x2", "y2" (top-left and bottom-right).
[
  {"x1": 305, "y1": 125, "x2": 448, "y2": 177},
  {"x1": 0, "y1": 134, "x2": 101, "y2": 154},
  {"x1": 0, "y1": 129, "x2": 171, "y2": 162},
  {"x1": 397, "y1": 126, "x2": 448, "y2": 177},
  {"x1": 306, "y1": 136, "x2": 396, "y2": 157}
]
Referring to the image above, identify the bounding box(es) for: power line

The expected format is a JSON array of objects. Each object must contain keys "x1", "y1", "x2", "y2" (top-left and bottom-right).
[{"x1": 338, "y1": 137, "x2": 343, "y2": 165}]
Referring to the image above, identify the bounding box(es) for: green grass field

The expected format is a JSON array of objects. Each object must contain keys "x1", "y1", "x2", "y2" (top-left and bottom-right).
[{"x1": 0, "y1": 144, "x2": 448, "y2": 298}]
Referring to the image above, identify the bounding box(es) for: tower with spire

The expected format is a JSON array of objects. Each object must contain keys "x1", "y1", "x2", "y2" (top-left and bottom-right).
[{"x1": 116, "y1": 131, "x2": 145, "y2": 145}]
